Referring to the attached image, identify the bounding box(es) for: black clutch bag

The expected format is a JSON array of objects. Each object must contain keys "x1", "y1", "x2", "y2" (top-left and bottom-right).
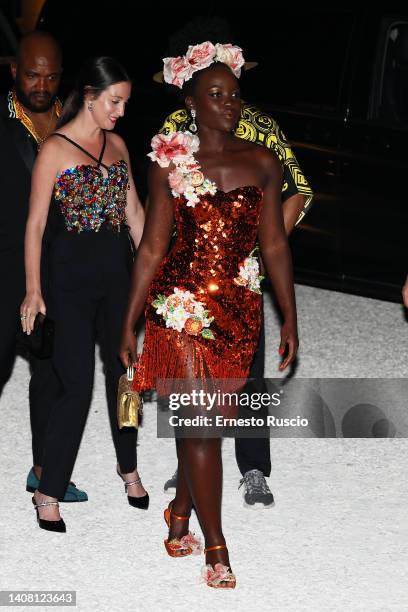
[{"x1": 19, "y1": 313, "x2": 55, "y2": 359}]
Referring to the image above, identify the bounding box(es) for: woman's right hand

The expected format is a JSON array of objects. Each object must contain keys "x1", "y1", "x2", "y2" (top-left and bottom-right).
[
  {"x1": 119, "y1": 327, "x2": 137, "y2": 369},
  {"x1": 20, "y1": 292, "x2": 46, "y2": 335},
  {"x1": 402, "y1": 275, "x2": 408, "y2": 308}
]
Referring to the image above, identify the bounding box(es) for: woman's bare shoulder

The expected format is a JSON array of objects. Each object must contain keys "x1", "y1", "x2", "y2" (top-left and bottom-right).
[
  {"x1": 232, "y1": 137, "x2": 281, "y2": 168},
  {"x1": 35, "y1": 135, "x2": 67, "y2": 168},
  {"x1": 107, "y1": 131, "x2": 127, "y2": 153},
  {"x1": 252, "y1": 143, "x2": 282, "y2": 176}
]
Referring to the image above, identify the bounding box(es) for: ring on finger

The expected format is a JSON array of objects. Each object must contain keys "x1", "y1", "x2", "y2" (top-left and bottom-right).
[{"x1": 20, "y1": 314, "x2": 27, "y2": 320}]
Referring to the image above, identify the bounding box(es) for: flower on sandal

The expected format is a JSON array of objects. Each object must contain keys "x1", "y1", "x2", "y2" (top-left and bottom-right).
[
  {"x1": 180, "y1": 532, "x2": 202, "y2": 554},
  {"x1": 201, "y1": 563, "x2": 236, "y2": 586}
]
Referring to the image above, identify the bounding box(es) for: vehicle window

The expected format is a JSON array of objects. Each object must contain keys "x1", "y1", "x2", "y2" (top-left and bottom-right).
[
  {"x1": 243, "y1": 10, "x2": 355, "y2": 113},
  {"x1": 378, "y1": 22, "x2": 408, "y2": 125}
]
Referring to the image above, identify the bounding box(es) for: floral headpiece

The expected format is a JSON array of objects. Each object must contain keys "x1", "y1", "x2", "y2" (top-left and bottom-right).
[{"x1": 163, "y1": 41, "x2": 245, "y2": 89}]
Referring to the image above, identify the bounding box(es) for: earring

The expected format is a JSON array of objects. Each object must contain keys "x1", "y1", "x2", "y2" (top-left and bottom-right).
[
  {"x1": 190, "y1": 109, "x2": 197, "y2": 133},
  {"x1": 88, "y1": 101, "x2": 93, "y2": 111}
]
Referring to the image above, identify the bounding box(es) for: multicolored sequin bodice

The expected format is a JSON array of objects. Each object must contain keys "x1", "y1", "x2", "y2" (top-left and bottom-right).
[
  {"x1": 53, "y1": 160, "x2": 128, "y2": 232},
  {"x1": 135, "y1": 186, "x2": 264, "y2": 391}
]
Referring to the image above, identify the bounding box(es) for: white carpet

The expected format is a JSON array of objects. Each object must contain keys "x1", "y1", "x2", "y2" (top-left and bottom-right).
[{"x1": 0, "y1": 285, "x2": 407, "y2": 612}]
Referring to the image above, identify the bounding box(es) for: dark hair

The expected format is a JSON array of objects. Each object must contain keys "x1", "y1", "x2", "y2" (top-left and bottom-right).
[
  {"x1": 165, "y1": 17, "x2": 235, "y2": 57},
  {"x1": 57, "y1": 56, "x2": 130, "y2": 128},
  {"x1": 164, "y1": 17, "x2": 237, "y2": 100}
]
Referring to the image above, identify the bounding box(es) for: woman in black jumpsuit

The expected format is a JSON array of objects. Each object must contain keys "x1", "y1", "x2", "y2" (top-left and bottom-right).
[{"x1": 21, "y1": 57, "x2": 146, "y2": 531}]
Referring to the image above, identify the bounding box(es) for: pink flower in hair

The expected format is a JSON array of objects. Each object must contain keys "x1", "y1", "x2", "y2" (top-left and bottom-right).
[
  {"x1": 185, "y1": 41, "x2": 216, "y2": 74},
  {"x1": 162, "y1": 41, "x2": 246, "y2": 88},
  {"x1": 148, "y1": 132, "x2": 199, "y2": 168},
  {"x1": 163, "y1": 55, "x2": 192, "y2": 88},
  {"x1": 215, "y1": 43, "x2": 245, "y2": 77}
]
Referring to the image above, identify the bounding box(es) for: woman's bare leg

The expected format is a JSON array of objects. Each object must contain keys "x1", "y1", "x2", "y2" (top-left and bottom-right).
[
  {"x1": 178, "y1": 436, "x2": 230, "y2": 568},
  {"x1": 167, "y1": 439, "x2": 193, "y2": 540}
]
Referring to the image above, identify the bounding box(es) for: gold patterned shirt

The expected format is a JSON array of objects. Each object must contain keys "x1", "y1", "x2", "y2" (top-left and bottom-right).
[{"x1": 7, "y1": 89, "x2": 62, "y2": 148}]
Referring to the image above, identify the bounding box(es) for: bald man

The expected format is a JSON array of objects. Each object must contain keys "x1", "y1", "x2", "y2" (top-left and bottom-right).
[{"x1": 0, "y1": 31, "x2": 87, "y2": 502}]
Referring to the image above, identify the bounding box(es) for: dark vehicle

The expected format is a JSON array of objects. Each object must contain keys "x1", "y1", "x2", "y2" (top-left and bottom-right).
[
  {"x1": 245, "y1": 7, "x2": 407, "y2": 302},
  {"x1": 7, "y1": 2, "x2": 408, "y2": 301}
]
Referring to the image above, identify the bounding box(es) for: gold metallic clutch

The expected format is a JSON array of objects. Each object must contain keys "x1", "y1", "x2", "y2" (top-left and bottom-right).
[{"x1": 117, "y1": 364, "x2": 143, "y2": 429}]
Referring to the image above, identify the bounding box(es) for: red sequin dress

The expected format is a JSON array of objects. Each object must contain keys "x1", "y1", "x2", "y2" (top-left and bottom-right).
[{"x1": 134, "y1": 185, "x2": 263, "y2": 391}]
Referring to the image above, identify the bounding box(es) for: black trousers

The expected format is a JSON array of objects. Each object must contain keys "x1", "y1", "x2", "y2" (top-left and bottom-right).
[
  {"x1": 235, "y1": 310, "x2": 271, "y2": 477},
  {"x1": 0, "y1": 252, "x2": 59, "y2": 466},
  {"x1": 39, "y1": 227, "x2": 137, "y2": 499}
]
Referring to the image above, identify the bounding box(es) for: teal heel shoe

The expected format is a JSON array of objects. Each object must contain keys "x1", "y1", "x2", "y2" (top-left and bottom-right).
[{"x1": 26, "y1": 468, "x2": 88, "y2": 503}]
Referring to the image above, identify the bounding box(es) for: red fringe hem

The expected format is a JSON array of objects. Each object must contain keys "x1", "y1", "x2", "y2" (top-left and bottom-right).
[{"x1": 133, "y1": 322, "x2": 250, "y2": 394}]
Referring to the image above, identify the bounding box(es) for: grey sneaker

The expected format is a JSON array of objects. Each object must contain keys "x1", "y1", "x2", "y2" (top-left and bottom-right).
[
  {"x1": 163, "y1": 469, "x2": 178, "y2": 494},
  {"x1": 239, "y1": 469, "x2": 275, "y2": 508}
]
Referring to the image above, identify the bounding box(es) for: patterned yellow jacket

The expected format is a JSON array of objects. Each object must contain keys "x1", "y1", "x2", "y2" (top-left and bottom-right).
[{"x1": 160, "y1": 103, "x2": 313, "y2": 225}]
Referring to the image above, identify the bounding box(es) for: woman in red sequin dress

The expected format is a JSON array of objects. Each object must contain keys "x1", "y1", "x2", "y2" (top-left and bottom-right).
[{"x1": 120, "y1": 42, "x2": 298, "y2": 588}]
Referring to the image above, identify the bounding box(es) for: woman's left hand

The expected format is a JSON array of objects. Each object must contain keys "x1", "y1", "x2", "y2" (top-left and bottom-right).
[{"x1": 278, "y1": 321, "x2": 299, "y2": 370}]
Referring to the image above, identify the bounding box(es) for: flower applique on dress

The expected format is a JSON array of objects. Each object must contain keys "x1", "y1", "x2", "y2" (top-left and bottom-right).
[
  {"x1": 152, "y1": 287, "x2": 215, "y2": 340},
  {"x1": 148, "y1": 131, "x2": 217, "y2": 207},
  {"x1": 233, "y1": 249, "x2": 264, "y2": 294}
]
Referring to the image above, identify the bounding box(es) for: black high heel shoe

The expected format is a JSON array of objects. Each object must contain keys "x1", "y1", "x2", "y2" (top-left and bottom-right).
[
  {"x1": 32, "y1": 497, "x2": 66, "y2": 533},
  {"x1": 116, "y1": 467, "x2": 149, "y2": 510}
]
